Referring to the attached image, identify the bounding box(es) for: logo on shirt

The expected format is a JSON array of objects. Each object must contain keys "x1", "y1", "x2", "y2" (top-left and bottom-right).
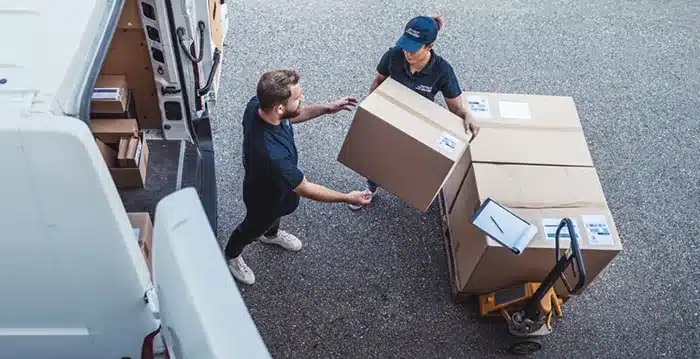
[{"x1": 415, "y1": 84, "x2": 432, "y2": 93}]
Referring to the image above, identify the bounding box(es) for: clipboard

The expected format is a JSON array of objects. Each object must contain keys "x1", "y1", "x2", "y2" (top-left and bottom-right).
[{"x1": 470, "y1": 198, "x2": 539, "y2": 255}]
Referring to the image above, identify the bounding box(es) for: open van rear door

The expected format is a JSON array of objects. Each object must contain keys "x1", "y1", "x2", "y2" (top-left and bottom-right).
[
  {"x1": 110, "y1": 0, "x2": 223, "y2": 234},
  {"x1": 156, "y1": 0, "x2": 225, "y2": 234},
  {"x1": 0, "y1": 114, "x2": 159, "y2": 359},
  {"x1": 152, "y1": 188, "x2": 272, "y2": 359}
]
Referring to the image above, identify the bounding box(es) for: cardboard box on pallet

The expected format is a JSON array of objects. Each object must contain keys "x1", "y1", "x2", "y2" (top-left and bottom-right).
[
  {"x1": 463, "y1": 92, "x2": 583, "y2": 127},
  {"x1": 337, "y1": 77, "x2": 470, "y2": 212},
  {"x1": 444, "y1": 162, "x2": 622, "y2": 297},
  {"x1": 442, "y1": 93, "x2": 591, "y2": 213}
]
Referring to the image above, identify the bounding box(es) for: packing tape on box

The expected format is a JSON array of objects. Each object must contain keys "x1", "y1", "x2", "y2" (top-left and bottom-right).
[
  {"x1": 495, "y1": 201, "x2": 610, "y2": 210},
  {"x1": 475, "y1": 121, "x2": 584, "y2": 132}
]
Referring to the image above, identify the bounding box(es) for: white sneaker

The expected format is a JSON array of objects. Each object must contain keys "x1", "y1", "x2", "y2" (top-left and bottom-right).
[
  {"x1": 228, "y1": 256, "x2": 255, "y2": 285},
  {"x1": 349, "y1": 187, "x2": 377, "y2": 211},
  {"x1": 259, "y1": 230, "x2": 302, "y2": 251}
]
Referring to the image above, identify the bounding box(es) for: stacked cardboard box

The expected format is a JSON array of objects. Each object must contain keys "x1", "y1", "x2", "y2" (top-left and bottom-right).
[
  {"x1": 338, "y1": 80, "x2": 622, "y2": 298},
  {"x1": 90, "y1": 74, "x2": 150, "y2": 188},
  {"x1": 440, "y1": 92, "x2": 622, "y2": 297},
  {"x1": 90, "y1": 75, "x2": 138, "y2": 119},
  {"x1": 92, "y1": 119, "x2": 150, "y2": 188},
  {"x1": 128, "y1": 212, "x2": 153, "y2": 278}
]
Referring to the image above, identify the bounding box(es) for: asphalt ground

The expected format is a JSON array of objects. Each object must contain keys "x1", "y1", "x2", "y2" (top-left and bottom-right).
[{"x1": 136, "y1": 0, "x2": 700, "y2": 357}]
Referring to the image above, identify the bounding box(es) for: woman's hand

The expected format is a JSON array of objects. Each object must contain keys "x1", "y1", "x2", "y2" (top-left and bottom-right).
[{"x1": 464, "y1": 117, "x2": 480, "y2": 142}]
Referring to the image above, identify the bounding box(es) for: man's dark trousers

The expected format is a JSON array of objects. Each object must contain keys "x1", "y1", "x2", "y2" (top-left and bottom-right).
[{"x1": 224, "y1": 211, "x2": 281, "y2": 259}]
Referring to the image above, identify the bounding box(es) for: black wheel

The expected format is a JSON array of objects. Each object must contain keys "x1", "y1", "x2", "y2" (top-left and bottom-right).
[{"x1": 508, "y1": 339, "x2": 542, "y2": 355}]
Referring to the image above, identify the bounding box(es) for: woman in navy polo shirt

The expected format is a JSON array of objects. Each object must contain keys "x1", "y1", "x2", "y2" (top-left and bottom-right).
[{"x1": 349, "y1": 15, "x2": 481, "y2": 210}]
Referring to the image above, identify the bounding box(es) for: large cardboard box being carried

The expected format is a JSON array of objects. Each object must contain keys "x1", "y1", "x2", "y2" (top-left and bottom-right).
[
  {"x1": 442, "y1": 92, "x2": 592, "y2": 213},
  {"x1": 338, "y1": 77, "x2": 469, "y2": 212},
  {"x1": 445, "y1": 162, "x2": 622, "y2": 296}
]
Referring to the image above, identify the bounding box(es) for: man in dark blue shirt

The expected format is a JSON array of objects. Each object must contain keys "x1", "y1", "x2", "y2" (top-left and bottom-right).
[
  {"x1": 225, "y1": 69, "x2": 371, "y2": 285},
  {"x1": 349, "y1": 15, "x2": 481, "y2": 210}
]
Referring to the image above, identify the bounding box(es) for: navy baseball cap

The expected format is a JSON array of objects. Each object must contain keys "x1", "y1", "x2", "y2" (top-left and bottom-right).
[{"x1": 395, "y1": 16, "x2": 439, "y2": 53}]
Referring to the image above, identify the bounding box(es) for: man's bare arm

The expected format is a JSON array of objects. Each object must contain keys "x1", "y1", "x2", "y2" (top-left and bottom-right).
[
  {"x1": 293, "y1": 177, "x2": 370, "y2": 205},
  {"x1": 289, "y1": 104, "x2": 331, "y2": 124},
  {"x1": 290, "y1": 97, "x2": 359, "y2": 124}
]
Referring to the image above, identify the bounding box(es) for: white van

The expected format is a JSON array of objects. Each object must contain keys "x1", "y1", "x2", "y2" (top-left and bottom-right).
[{"x1": 0, "y1": 0, "x2": 270, "y2": 358}]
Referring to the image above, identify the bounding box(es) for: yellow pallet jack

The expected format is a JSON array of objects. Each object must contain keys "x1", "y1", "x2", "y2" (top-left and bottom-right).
[{"x1": 478, "y1": 218, "x2": 586, "y2": 355}]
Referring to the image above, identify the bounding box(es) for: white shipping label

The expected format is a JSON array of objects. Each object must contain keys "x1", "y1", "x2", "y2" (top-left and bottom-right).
[
  {"x1": 541, "y1": 217, "x2": 581, "y2": 241},
  {"x1": 92, "y1": 88, "x2": 121, "y2": 101},
  {"x1": 134, "y1": 140, "x2": 143, "y2": 167},
  {"x1": 466, "y1": 96, "x2": 492, "y2": 118},
  {"x1": 582, "y1": 215, "x2": 614, "y2": 246},
  {"x1": 499, "y1": 101, "x2": 532, "y2": 120},
  {"x1": 436, "y1": 132, "x2": 460, "y2": 154}
]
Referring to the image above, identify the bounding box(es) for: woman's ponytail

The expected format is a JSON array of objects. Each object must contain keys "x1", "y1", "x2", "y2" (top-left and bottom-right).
[{"x1": 432, "y1": 15, "x2": 445, "y2": 31}]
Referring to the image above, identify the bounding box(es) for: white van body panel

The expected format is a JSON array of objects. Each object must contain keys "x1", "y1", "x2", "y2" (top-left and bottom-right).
[
  {"x1": 153, "y1": 188, "x2": 272, "y2": 359},
  {"x1": 0, "y1": 1, "x2": 268, "y2": 357},
  {"x1": 0, "y1": 114, "x2": 157, "y2": 358},
  {"x1": 0, "y1": 0, "x2": 119, "y2": 116}
]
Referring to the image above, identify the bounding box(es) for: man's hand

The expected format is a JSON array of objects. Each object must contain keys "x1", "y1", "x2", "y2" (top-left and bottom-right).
[
  {"x1": 290, "y1": 97, "x2": 358, "y2": 124},
  {"x1": 326, "y1": 97, "x2": 359, "y2": 114},
  {"x1": 345, "y1": 190, "x2": 372, "y2": 206},
  {"x1": 464, "y1": 117, "x2": 480, "y2": 142}
]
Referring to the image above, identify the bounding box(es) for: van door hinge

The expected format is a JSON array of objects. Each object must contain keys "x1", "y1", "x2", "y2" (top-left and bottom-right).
[
  {"x1": 161, "y1": 85, "x2": 182, "y2": 95},
  {"x1": 144, "y1": 286, "x2": 161, "y2": 320}
]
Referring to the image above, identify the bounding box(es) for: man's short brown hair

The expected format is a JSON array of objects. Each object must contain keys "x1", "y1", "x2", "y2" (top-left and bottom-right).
[{"x1": 256, "y1": 69, "x2": 300, "y2": 111}]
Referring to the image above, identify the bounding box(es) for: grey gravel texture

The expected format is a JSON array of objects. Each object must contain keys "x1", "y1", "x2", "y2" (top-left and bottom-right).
[{"x1": 210, "y1": 0, "x2": 700, "y2": 357}]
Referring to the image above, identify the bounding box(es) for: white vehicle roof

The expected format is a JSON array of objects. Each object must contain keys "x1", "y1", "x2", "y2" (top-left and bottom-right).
[{"x1": 0, "y1": 0, "x2": 119, "y2": 116}]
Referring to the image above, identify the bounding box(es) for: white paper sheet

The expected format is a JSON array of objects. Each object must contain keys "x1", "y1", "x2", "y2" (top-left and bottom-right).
[
  {"x1": 472, "y1": 199, "x2": 536, "y2": 254},
  {"x1": 499, "y1": 101, "x2": 531, "y2": 120}
]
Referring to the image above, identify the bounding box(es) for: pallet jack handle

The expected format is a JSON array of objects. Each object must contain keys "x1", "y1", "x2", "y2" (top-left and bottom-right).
[
  {"x1": 555, "y1": 218, "x2": 586, "y2": 294},
  {"x1": 523, "y1": 218, "x2": 586, "y2": 319}
]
